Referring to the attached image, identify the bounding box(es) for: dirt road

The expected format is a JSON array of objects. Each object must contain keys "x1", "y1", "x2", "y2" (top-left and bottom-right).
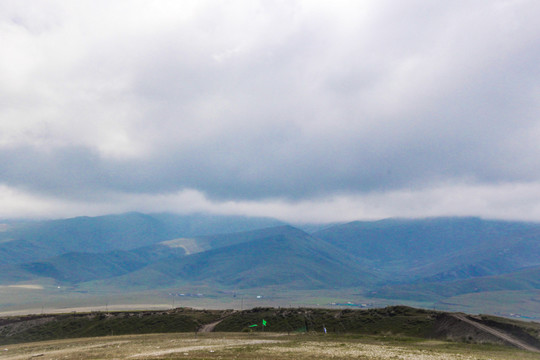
[
  {"x1": 198, "y1": 310, "x2": 237, "y2": 332},
  {"x1": 198, "y1": 319, "x2": 224, "y2": 332},
  {"x1": 128, "y1": 339, "x2": 281, "y2": 358},
  {"x1": 451, "y1": 314, "x2": 540, "y2": 353}
]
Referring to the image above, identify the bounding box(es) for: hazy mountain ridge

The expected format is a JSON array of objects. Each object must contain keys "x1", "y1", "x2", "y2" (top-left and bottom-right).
[
  {"x1": 0, "y1": 243, "x2": 187, "y2": 284},
  {"x1": 0, "y1": 212, "x2": 284, "y2": 265},
  {"x1": 314, "y1": 217, "x2": 540, "y2": 281},
  {"x1": 369, "y1": 265, "x2": 540, "y2": 302},
  {"x1": 78, "y1": 225, "x2": 377, "y2": 290},
  {"x1": 2, "y1": 214, "x2": 540, "y2": 313},
  {"x1": 145, "y1": 226, "x2": 377, "y2": 289},
  {"x1": 312, "y1": 217, "x2": 540, "y2": 302}
]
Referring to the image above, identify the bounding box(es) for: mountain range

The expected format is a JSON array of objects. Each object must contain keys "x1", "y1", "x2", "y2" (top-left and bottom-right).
[{"x1": 2, "y1": 213, "x2": 540, "y2": 315}]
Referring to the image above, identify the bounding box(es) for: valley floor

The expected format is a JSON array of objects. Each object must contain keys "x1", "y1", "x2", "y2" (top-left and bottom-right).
[{"x1": 1, "y1": 333, "x2": 539, "y2": 360}]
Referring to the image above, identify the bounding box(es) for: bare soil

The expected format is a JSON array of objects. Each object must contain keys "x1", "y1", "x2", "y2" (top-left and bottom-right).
[
  {"x1": 452, "y1": 314, "x2": 540, "y2": 352},
  {"x1": 433, "y1": 313, "x2": 540, "y2": 352},
  {"x1": 2, "y1": 333, "x2": 540, "y2": 360},
  {"x1": 198, "y1": 319, "x2": 225, "y2": 333}
]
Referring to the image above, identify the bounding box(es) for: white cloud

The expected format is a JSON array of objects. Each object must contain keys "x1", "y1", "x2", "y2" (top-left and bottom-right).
[{"x1": 4, "y1": 181, "x2": 540, "y2": 223}]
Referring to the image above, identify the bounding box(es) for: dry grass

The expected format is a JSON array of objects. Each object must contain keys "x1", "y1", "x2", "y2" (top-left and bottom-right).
[{"x1": 1, "y1": 333, "x2": 539, "y2": 360}]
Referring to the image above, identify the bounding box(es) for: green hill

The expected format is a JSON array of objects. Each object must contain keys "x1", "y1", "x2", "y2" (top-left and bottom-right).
[
  {"x1": 2, "y1": 306, "x2": 540, "y2": 353},
  {"x1": 3, "y1": 215, "x2": 540, "y2": 316},
  {"x1": 0, "y1": 213, "x2": 283, "y2": 265},
  {"x1": 0, "y1": 243, "x2": 187, "y2": 284},
  {"x1": 1, "y1": 226, "x2": 337, "y2": 287},
  {"x1": 314, "y1": 217, "x2": 540, "y2": 281},
  {"x1": 98, "y1": 226, "x2": 378, "y2": 290},
  {"x1": 368, "y1": 265, "x2": 540, "y2": 301}
]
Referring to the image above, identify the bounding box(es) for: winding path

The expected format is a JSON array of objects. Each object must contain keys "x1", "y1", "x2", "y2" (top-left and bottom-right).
[
  {"x1": 198, "y1": 319, "x2": 225, "y2": 333},
  {"x1": 198, "y1": 310, "x2": 239, "y2": 333}
]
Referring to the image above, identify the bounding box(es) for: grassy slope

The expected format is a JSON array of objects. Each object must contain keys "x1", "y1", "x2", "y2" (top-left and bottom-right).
[
  {"x1": 368, "y1": 265, "x2": 540, "y2": 302},
  {"x1": 433, "y1": 290, "x2": 540, "y2": 319},
  {"x1": 0, "y1": 308, "x2": 227, "y2": 345},
  {"x1": 314, "y1": 217, "x2": 540, "y2": 281},
  {"x1": 103, "y1": 227, "x2": 378, "y2": 290},
  {"x1": 0, "y1": 243, "x2": 188, "y2": 284},
  {"x1": 3, "y1": 305, "x2": 540, "y2": 354},
  {"x1": 5, "y1": 332, "x2": 540, "y2": 360},
  {"x1": 0, "y1": 306, "x2": 438, "y2": 345},
  {"x1": 0, "y1": 213, "x2": 284, "y2": 266},
  {"x1": 215, "y1": 306, "x2": 437, "y2": 338},
  {"x1": 0, "y1": 224, "x2": 293, "y2": 286}
]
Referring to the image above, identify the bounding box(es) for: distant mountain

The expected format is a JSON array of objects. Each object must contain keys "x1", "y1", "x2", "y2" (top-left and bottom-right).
[
  {"x1": 0, "y1": 212, "x2": 284, "y2": 265},
  {"x1": 314, "y1": 217, "x2": 540, "y2": 282},
  {"x1": 3, "y1": 214, "x2": 540, "y2": 314},
  {"x1": 369, "y1": 265, "x2": 540, "y2": 301},
  {"x1": 0, "y1": 242, "x2": 186, "y2": 284},
  {"x1": 2, "y1": 225, "x2": 359, "y2": 288},
  {"x1": 313, "y1": 217, "x2": 540, "y2": 301},
  {"x1": 90, "y1": 226, "x2": 378, "y2": 290},
  {"x1": 0, "y1": 226, "x2": 304, "y2": 285},
  {"x1": 149, "y1": 213, "x2": 285, "y2": 238}
]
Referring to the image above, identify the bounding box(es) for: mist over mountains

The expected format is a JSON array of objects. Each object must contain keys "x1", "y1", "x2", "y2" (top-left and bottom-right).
[{"x1": 2, "y1": 213, "x2": 540, "y2": 316}]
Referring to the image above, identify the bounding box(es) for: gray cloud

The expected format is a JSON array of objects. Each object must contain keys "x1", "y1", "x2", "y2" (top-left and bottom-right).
[{"x1": 1, "y1": 0, "x2": 540, "y2": 220}]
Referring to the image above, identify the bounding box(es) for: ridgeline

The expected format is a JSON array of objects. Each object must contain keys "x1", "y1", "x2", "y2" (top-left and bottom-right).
[{"x1": 1, "y1": 306, "x2": 540, "y2": 352}]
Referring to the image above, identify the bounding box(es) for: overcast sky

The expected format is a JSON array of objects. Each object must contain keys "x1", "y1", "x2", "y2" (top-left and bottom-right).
[{"x1": 1, "y1": 0, "x2": 540, "y2": 223}]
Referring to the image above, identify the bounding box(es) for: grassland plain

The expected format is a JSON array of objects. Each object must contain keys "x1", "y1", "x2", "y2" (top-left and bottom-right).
[
  {"x1": 2, "y1": 332, "x2": 540, "y2": 360},
  {"x1": 0, "y1": 283, "x2": 438, "y2": 317}
]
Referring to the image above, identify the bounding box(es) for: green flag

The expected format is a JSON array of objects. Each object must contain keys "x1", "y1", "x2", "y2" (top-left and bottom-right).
[{"x1": 262, "y1": 319, "x2": 267, "y2": 326}]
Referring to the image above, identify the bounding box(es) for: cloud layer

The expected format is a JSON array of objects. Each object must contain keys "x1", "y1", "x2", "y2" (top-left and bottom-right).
[{"x1": 1, "y1": 0, "x2": 540, "y2": 222}]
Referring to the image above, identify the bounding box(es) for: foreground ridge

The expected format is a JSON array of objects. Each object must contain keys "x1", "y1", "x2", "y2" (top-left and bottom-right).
[
  {"x1": 1, "y1": 306, "x2": 540, "y2": 353},
  {"x1": 451, "y1": 314, "x2": 540, "y2": 352}
]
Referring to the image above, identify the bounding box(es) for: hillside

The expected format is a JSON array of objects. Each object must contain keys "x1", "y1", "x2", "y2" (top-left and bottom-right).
[
  {"x1": 2, "y1": 306, "x2": 540, "y2": 354},
  {"x1": 1, "y1": 225, "x2": 371, "y2": 289},
  {"x1": 0, "y1": 213, "x2": 283, "y2": 265},
  {"x1": 0, "y1": 226, "x2": 302, "y2": 285},
  {"x1": 314, "y1": 217, "x2": 540, "y2": 282},
  {"x1": 3, "y1": 214, "x2": 540, "y2": 317},
  {"x1": 98, "y1": 226, "x2": 378, "y2": 289},
  {"x1": 0, "y1": 243, "x2": 187, "y2": 284},
  {"x1": 368, "y1": 265, "x2": 540, "y2": 301}
]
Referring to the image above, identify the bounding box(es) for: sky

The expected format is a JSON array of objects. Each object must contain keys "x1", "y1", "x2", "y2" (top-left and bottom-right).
[{"x1": 1, "y1": 0, "x2": 540, "y2": 223}]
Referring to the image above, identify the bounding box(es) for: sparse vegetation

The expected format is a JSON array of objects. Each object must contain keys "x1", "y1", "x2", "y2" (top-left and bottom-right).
[
  {"x1": 0, "y1": 308, "x2": 230, "y2": 345},
  {"x1": 2, "y1": 305, "x2": 540, "y2": 356},
  {"x1": 2, "y1": 332, "x2": 540, "y2": 360}
]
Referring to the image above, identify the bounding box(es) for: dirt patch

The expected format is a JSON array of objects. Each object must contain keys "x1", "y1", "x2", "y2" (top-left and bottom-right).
[
  {"x1": 199, "y1": 319, "x2": 225, "y2": 333},
  {"x1": 452, "y1": 314, "x2": 540, "y2": 352},
  {"x1": 2, "y1": 333, "x2": 539, "y2": 360},
  {"x1": 129, "y1": 339, "x2": 281, "y2": 358},
  {"x1": 0, "y1": 285, "x2": 43, "y2": 290},
  {"x1": 161, "y1": 238, "x2": 208, "y2": 254},
  {"x1": 256, "y1": 341, "x2": 480, "y2": 360},
  {"x1": 1, "y1": 340, "x2": 131, "y2": 360}
]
